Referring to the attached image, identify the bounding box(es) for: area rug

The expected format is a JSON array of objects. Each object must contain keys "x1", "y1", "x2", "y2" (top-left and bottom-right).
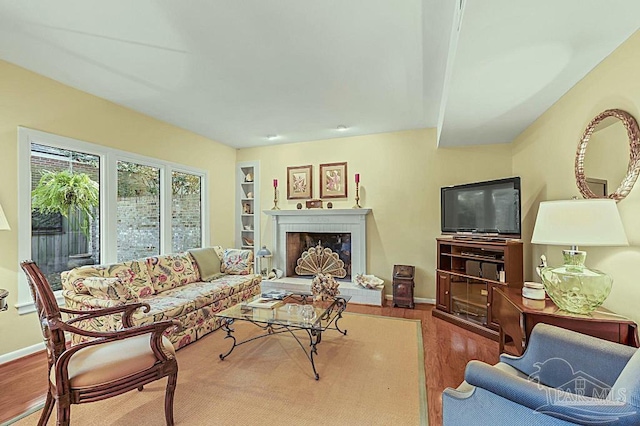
[{"x1": 14, "y1": 313, "x2": 427, "y2": 425}]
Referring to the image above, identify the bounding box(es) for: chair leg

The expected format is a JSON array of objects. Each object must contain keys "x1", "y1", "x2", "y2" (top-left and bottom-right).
[
  {"x1": 138, "y1": 385, "x2": 144, "y2": 391},
  {"x1": 164, "y1": 373, "x2": 178, "y2": 426},
  {"x1": 56, "y1": 399, "x2": 70, "y2": 426},
  {"x1": 37, "y1": 390, "x2": 55, "y2": 426}
]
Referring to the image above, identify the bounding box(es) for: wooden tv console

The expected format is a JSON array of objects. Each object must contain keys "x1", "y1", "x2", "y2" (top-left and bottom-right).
[{"x1": 433, "y1": 237, "x2": 524, "y2": 340}]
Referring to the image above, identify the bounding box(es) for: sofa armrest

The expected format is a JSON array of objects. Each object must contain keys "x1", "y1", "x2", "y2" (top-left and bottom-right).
[
  {"x1": 465, "y1": 361, "x2": 550, "y2": 408},
  {"x1": 500, "y1": 323, "x2": 636, "y2": 389},
  {"x1": 465, "y1": 360, "x2": 638, "y2": 426},
  {"x1": 65, "y1": 302, "x2": 150, "y2": 328},
  {"x1": 62, "y1": 289, "x2": 125, "y2": 310}
]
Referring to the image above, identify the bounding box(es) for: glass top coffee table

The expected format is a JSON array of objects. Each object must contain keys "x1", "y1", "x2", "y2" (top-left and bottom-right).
[{"x1": 215, "y1": 293, "x2": 351, "y2": 380}]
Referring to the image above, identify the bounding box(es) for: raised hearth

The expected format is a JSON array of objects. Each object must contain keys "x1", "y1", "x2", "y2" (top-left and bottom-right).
[{"x1": 261, "y1": 278, "x2": 384, "y2": 306}]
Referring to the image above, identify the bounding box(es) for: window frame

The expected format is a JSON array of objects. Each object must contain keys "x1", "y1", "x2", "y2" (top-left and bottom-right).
[{"x1": 17, "y1": 127, "x2": 210, "y2": 315}]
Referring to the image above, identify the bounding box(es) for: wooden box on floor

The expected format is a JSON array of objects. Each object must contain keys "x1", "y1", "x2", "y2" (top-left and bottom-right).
[{"x1": 392, "y1": 265, "x2": 415, "y2": 308}]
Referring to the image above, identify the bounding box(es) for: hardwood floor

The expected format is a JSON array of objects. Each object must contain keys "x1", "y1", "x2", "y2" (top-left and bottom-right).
[
  {"x1": 346, "y1": 302, "x2": 499, "y2": 425},
  {"x1": 0, "y1": 350, "x2": 48, "y2": 425},
  {"x1": 0, "y1": 302, "x2": 498, "y2": 425}
]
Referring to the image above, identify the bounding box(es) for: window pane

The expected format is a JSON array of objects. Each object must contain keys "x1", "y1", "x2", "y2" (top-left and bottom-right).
[
  {"x1": 172, "y1": 171, "x2": 202, "y2": 252},
  {"x1": 117, "y1": 161, "x2": 160, "y2": 261},
  {"x1": 31, "y1": 144, "x2": 100, "y2": 291}
]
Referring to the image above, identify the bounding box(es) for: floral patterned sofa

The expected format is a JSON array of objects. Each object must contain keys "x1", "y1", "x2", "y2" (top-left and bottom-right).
[{"x1": 60, "y1": 247, "x2": 261, "y2": 350}]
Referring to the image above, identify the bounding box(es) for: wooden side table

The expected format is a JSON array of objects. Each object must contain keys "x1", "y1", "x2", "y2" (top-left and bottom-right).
[
  {"x1": 392, "y1": 265, "x2": 415, "y2": 308},
  {"x1": 492, "y1": 287, "x2": 639, "y2": 355}
]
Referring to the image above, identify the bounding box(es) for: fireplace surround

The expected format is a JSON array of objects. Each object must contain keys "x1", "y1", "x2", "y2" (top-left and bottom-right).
[
  {"x1": 262, "y1": 209, "x2": 380, "y2": 305},
  {"x1": 264, "y1": 209, "x2": 371, "y2": 276}
]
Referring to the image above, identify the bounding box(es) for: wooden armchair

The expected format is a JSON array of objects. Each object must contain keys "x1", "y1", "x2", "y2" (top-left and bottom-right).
[{"x1": 20, "y1": 261, "x2": 179, "y2": 426}]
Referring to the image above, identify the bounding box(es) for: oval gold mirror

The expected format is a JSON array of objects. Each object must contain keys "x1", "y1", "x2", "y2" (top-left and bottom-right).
[{"x1": 575, "y1": 109, "x2": 640, "y2": 201}]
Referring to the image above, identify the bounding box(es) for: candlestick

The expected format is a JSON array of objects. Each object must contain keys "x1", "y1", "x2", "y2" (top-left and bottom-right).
[
  {"x1": 353, "y1": 179, "x2": 361, "y2": 209},
  {"x1": 271, "y1": 186, "x2": 280, "y2": 210}
]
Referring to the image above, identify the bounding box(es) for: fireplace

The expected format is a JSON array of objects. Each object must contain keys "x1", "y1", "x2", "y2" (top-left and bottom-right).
[
  {"x1": 286, "y1": 232, "x2": 351, "y2": 279},
  {"x1": 262, "y1": 209, "x2": 381, "y2": 305},
  {"x1": 264, "y1": 209, "x2": 371, "y2": 281}
]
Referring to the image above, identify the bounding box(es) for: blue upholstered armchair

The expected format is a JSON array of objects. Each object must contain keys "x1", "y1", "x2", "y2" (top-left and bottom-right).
[{"x1": 443, "y1": 323, "x2": 640, "y2": 425}]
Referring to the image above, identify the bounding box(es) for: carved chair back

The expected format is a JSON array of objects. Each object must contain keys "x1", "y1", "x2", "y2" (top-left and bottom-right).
[{"x1": 20, "y1": 261, "x2": 67, "y2": 371}]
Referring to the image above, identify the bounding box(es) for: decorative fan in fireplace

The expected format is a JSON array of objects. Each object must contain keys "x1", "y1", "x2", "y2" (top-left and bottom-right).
[{"x1": 295, "y1": 244, "x2": 347, "y2": 278}]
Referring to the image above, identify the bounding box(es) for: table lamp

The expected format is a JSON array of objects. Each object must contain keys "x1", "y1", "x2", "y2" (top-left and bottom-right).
[
  {"x1": 256, "y1": 246, "x2": 272, "y2": 279},
  {"x1": 0, "y1": 203, "x2": 10, "y2": 311},
  {"x1": 531, "y1": 199, "x2": 628, "y2": 314}
]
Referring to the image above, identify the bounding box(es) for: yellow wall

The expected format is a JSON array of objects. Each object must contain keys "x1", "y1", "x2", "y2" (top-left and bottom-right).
[
  {"x1": 0, "y1": 60, "x2": 237, "y2": 356},
  {"x1": 237, "y1": 129, "x2": 513, "y2": 299},
  {"x1": 512, "y1": 30, "x2": 640, "y2": 323},
  {"x1": 6, "y1": 28, "x2": 639, "y2": 357}
]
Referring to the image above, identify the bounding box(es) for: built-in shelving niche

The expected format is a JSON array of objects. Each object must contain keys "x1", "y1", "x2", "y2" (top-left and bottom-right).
[{"x1": 236, "y1": 161, "x2": 260, "y2": 259}]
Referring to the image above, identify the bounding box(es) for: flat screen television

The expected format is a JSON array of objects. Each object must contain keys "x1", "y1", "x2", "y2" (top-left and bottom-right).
[{"x1": 441, "y1": 177, "x2": 521, "y2": 238}]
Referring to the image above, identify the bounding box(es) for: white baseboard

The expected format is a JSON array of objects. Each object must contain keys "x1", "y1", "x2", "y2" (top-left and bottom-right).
[
  {"x1": 0, "y1": 342, "x2": 45, "y2": 365},
  {"x1": 384, "y1": 294, "x2": 435, "y2": 305}
]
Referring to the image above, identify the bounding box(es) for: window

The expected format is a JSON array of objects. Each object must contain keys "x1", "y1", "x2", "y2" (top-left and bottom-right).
[
  {"x1": 117, "y1": 161, "x2": 161, "y2": 261},
  {"x1": 30, "y1": 144, "x2": 101, "y2": 291},
  {"x1": 18, "y1": 128, "x2": 208, "y2": 314},
  {"x1": 171, "y1": 171, "x2": 202, "y2": 252}
]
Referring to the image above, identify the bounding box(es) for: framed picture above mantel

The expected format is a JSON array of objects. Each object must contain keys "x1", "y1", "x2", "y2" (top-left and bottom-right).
[
  {"x1": 286, "y1": 164, "x2": 313, "y2": 199},
  {"x1": 319, "y1": 162, "x2": 348, "y2": 199}
]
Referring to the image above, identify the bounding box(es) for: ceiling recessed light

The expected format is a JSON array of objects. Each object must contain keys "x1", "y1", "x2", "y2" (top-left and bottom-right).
[
  {"x1": 336, "y1": 125, "x2": 348, "y2": 131},
  {"x1": 266, "y1": 134, "x2": 278, "y2": 140}
]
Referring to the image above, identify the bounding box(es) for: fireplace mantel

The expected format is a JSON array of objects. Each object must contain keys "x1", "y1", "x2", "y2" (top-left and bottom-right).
[
  {"x1": 264, "y1": 209, "x2": 371, "y2": 217},
  {"x1": 263, "y1": 209, "x2": 371, "y2": 277}
]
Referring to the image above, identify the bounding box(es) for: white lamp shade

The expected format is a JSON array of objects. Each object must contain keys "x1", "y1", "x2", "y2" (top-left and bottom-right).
[
  {"x1": 531, "y1": 199, "x2": 628, "y2": 247},
  {"x1": 0, "y1": 204, "x2": 10, "y2": 231}
]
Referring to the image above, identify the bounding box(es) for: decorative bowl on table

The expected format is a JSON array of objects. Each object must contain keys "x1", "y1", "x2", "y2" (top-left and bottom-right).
[{"x1": 354, "y1": 274, "x2": 384, "y2": 289}]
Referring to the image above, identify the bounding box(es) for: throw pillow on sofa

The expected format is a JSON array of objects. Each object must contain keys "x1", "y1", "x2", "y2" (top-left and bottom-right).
[
  {"x1": 188, "y1": 246, "x2": 224, "y2": 281},
  {"x1": 221, "y1": 249, "x2": 253, "y2": 275},
  {"x1": 83, "y1": 277, "x2": 139, "y2": 304},
  {"x1": 147, "y1": 252, "x2": 201, "y2": 292}
]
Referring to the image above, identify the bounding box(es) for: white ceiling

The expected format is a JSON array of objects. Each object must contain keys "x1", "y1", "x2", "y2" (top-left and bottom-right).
[
  {"x1": 0, "y1": 1, "x2": 638, "y2": 149},
  {"x1": 440, "y1": 0, "x2": 640, "y2": 147}
]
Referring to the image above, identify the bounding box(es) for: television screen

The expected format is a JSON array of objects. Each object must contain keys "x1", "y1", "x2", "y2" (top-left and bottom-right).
[{"x1": 441, "y1": 177, "x2": 521, "y2": 237}]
